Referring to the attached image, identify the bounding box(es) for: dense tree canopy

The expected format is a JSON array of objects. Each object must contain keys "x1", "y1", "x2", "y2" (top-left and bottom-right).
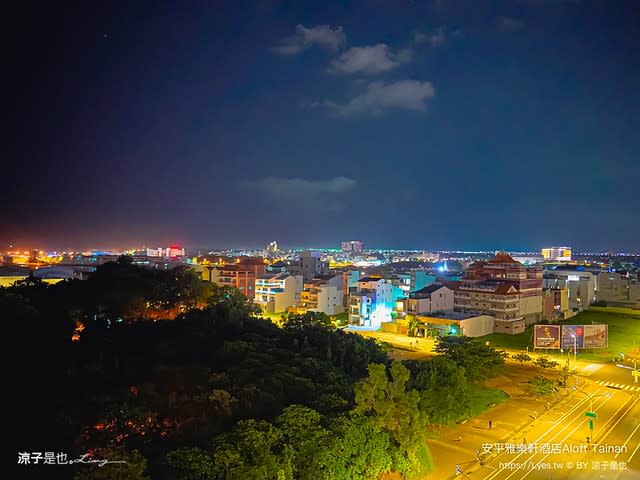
[
  {"x1": 434, "y1": 336, "x2": 507, "y2": 382},
  {"x1": 6, "y1": 261, "x2": 503, "y2": 479}
]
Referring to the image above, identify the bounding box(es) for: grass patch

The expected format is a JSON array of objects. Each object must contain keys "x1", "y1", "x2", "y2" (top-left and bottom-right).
[
  {"x1": 481, "y1": 329, "x2": 533, "y2": 351},
  {"x1": 414, "y1": 443, "x2": 434, "y2": 476},
  {"x1": 467, "y1": 385, "x2": 509, "y2": 418},
  {"x1": 556, "y1": 308, "x2": 640, "y2": 362},
  {"x1": 478, "y1": 307, "x2": 640, "y2": 363}
]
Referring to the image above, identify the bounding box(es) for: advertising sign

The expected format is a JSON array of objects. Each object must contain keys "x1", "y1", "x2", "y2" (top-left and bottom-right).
[
  {"x1": 561, "y1": 325, "x2": 584, "y2": 349},
  {"x1": 534, "y1": 325, "x2": 561, "y2": 349},
  {"x1": 583, "y1": 324, "x2": 608, "y2": 348}
]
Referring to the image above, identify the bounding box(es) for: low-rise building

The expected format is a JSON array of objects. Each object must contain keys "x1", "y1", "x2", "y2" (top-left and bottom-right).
[
  {"x1": 396, "y1": 283, "x2": 454, "y2": 317},
  {"x1": 254, "y1": 273, "x2": 303, "y2": 313},
  {"x1": 348, "y1": 276, "x2": 396, "y2": 328},
  {"x1": 382, "y1": 311, "x2": 494, "y2": 338},
  {"x1": 295, "y1": 275, "x2": 344, "y2": 315},
  {"x1": 203, "y1": 258, "x2": 266, "y2": 299},
  {"x1": 542, "y1": 287, "x2": 570, "y2": 321},
  {"x1": 543, "y1": 268, "x2": 596, "y2": 310}
]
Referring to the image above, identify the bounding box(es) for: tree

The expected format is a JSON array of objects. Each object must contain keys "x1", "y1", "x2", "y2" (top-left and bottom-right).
[
  {"x1": 281, "y1": 311, "x2": 333, "y2": 331},
  {"x1": 409, "y1": 357, "x2": 470, "y2": 425},
  {"x1": 353, "y1": 361, "x2": 429, "y2": 477},
  {"x1": 166, "y1": 447, "x2": 216, "y2": 480},
  {"x1": 276, "y1": 405, "x2": 328, "y2": 480},
  {"x1": 528, "y1": 376, "x2": 558, "y2": 397},
  {"x1": 212, "y1": 419, "x2": 293, "y2": 480},
  {"x1": 434, "y1": 336, "x2": 507, "y2": 382},
  {"x1": 558, "y1": 363, "x2": 576, "y2": 387},
  {"x1": 312, "y1": 415, "x2": 392, "y2": 480}
]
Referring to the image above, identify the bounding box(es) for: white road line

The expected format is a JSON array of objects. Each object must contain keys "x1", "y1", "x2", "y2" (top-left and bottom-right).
[{"x1": 615, "y1": 421, "x2": 640, "y2": 459}]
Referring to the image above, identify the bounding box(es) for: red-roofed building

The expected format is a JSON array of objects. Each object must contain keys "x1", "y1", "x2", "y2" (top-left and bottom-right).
[{"x1": 454, "y1": 252, "x2": 543, "y2": 330}]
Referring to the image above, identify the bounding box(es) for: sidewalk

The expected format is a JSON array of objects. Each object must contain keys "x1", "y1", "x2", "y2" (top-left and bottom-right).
[{"x1": 425, "y1": 365, "x2": 588, "y2": 479}]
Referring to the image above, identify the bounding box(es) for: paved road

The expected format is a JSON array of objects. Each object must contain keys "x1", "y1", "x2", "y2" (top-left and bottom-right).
[
  {"x1": 463, "y1": 388, "x2": 640, "y2": 480},
  {"x1": 578, "y1": 362, "x2": 640, "y2": 394}
]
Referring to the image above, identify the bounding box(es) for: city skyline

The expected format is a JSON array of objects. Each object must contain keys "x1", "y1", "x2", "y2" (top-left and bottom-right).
[{"x1": 5, "y1": 1, "x2": 640, "y2": 251}]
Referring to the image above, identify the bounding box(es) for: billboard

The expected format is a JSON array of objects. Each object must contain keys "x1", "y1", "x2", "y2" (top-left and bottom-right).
[
  {"x1": 561, "y1": 325, "x2": 584, "y2": 349},
  {"x1": 583, "y1": 324, "x2": 608, "y2": 348},
  {"x1": 534, "y1": 325, "x2": 561, "y2": 349}
]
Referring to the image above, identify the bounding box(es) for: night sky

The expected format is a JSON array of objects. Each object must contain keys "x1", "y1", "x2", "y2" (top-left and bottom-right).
[{"x1": 5, "y1": 0, "x2": 640, "y2": 252}]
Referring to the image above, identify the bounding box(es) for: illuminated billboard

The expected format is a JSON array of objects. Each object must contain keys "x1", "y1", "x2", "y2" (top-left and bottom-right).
[
  {"x1": 561, "y1": 325, "x2": 584, "y2": 349},
  {"x1": 583, "y1": 324, "x2": 608, "y2": 348},
  {"x1": 534, "y1": 325, "x2": 561, "y2": 349}
]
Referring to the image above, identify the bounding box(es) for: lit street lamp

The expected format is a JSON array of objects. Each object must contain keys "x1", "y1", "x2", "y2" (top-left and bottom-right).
[{"x1": 570, "y1": 333, "x2": 577, "y2": 363}]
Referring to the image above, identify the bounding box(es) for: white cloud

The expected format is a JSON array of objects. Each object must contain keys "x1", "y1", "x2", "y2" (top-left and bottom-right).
[
  {"x1": 499, "y1": 16, "x2": 525, "y2": 30},
  {"x1": 272, "y1": 24, "x2": 346, "y2": 56},
  {"x1": 413, "y1": 26, "x2": 461, "y2": 47},
  {"x1": 244, "y1": 176, "x2": 357, "y2": 199},
  {"x1": 329, "y1": 44, "x2": 412, "y2": 75},
  {"x1": 322, "y1": 80, "x2": 436, "y2": 116}
]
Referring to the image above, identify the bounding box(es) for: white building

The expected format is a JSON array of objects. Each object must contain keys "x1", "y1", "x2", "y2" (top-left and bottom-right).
[
  {"x1": 298, "y1": 275, "x2": 344, "y2": 315},
  {"x1": 254, "y1": 273, "x2": 303, "y2": 313},
  {"x1": 543, "y1": 268, "x2": 596, "y2": 310},
  {"x1": 348, "y1": 276, "x2": 396, "y2": 328},
  {"x1": 541, "y1": 246, "x2": 572, "y2": 262},
  {"x1": 397, "y1": 283, "x2": 454, "y2": 316}
]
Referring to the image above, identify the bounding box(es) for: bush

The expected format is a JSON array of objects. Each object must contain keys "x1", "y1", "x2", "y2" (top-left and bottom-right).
[
  {"x1": 511, "y1": 353, "x2": 532, "y2": 363},
  {"x1": 534, "y1": 356, "x2": 559, "y2": 369}
]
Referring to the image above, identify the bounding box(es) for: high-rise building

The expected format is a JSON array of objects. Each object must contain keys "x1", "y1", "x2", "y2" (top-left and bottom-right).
[
  {"x1": 541, "y1": 246, "x2": 572, "y2": 262},
  {"x1": 267, "y1": 241, "x2": 278, "y2": 255},
  {"x1": 341, "y1": 241, "x2": 364, "y2": 254}
]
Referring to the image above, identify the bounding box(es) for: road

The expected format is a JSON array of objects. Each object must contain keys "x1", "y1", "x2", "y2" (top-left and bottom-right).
[
  {"x1": 578, "y1": 362, "x2": 640, "y2": 394},
  {"x1": 349, "y1": 329, "x2": 640, "y2": 479},
  {"x1": 462, "y1": 387, "x2": 639, "y2": 480}
]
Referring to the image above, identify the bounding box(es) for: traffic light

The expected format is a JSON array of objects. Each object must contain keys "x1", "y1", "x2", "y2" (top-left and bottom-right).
[{"x1": 449, "y1": 325, "x2": 458, "y2": 335}]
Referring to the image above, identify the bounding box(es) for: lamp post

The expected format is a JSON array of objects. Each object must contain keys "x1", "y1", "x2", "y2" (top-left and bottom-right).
[
  {"x1": 571, "y1": 333, "x2": 577, "y2": 363},
  {"x1": 573, "y1": 387, "x2": 611, "y2": 438}
]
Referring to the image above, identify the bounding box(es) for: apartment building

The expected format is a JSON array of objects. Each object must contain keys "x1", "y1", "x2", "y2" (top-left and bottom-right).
[{"x1": 254, "y1": 273, "x2": 303, "y2": 313}]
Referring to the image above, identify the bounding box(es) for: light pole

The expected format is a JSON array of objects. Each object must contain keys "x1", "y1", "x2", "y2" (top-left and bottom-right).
[
  {"x1": 573, "y1": 387, "x2": 611, "y2": 439},
  {"x1": 571, "y1": 333, "x2": 577, "y2": 363}
]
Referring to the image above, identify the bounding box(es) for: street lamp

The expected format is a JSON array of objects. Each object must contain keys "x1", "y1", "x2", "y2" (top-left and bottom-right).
[
  {"x1": 572, "y1": 387, "x2": 611, "y2": 439},
  {"x1": 571, "y1": 333, "x2": 577, "y2": 363}
]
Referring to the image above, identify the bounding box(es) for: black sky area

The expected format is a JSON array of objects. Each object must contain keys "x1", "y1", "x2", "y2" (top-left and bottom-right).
[{"x1": 4, "y1": 1, "x2": 640, "y2": 252}]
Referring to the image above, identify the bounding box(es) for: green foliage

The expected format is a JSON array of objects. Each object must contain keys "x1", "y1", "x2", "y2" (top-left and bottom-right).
[
  {"x1": 511, "y1": 353, "x2": 532, "y2": 363},
  {"x1": 434, "y1": 336, "x2": 507, "y2": 382},
  {"x1": 558, "y1": 363, "x2": 577, "y2": 386},
  {"x1": 408, "y1": 357, "x2": 471, "y2": 425},
  {"x1": 73, "y1": 448, "x2": 149, "y2": 480},
  {"x1": 314, "y1": 415, "x2": 392, "y2": 480},
  {"x1": 528, "y1": 376, "x2": 559, "y2": 397},
  {"x1": 165, "y1": 447, "x2": 216, "y2": 480},
  {"x1": 281, "y1": 311, "x2": 334, "y2": 331},
  {"x1": 354, "y1": 361, "x2": 429, "y2": 477},
  {"x1": 534, "y1": 356, "x2": 560, "y2": 369}
]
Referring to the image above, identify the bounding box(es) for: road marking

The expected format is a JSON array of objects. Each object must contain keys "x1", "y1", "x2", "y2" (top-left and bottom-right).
[
  {"x1": 615, "y1": 420, "x2": 640, "y2": 459},
  {"x1": 581, "y1": 363, "x2": 604, "y2": 375},
  {"x1": 515, "y1": 393, "x2": 620, "y2": 480},
  {"x1": 593, "y1": 380, "x2": 640, "y2": 392},
  {"x1": 483, "y1": 389, "x2": 610, "y2": 480}
]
